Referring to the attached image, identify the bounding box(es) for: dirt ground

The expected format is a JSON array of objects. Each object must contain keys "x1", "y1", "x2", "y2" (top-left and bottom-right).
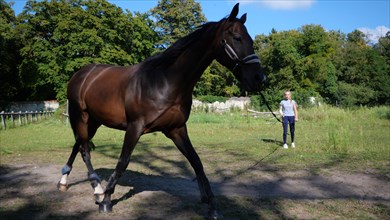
[{"x1": 1, "y1": 155, "x2": 389, "y2": 220}]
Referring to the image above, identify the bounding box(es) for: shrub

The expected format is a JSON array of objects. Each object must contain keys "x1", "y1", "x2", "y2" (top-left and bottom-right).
[{"x1": 196, "y1": 95, "x2": 227, "y2": 103}]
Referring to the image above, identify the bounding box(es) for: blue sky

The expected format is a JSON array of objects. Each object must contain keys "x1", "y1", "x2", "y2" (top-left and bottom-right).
[{"x1": 7, "y1": 0, "x2": 390, "y2": 43}]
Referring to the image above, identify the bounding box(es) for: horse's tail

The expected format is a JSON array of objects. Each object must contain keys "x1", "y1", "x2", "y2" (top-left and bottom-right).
[{"x1": 67, "y1": 99, "x2": 80, "y2": 141}]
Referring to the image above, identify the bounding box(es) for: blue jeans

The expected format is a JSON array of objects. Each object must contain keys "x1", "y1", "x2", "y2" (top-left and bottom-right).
[{"x1": 283, "y1": 116, "x2": 295, "y2": 144}]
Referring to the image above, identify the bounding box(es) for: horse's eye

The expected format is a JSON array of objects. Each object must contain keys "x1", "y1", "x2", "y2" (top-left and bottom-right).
[
  {"x1": 228, "y1": 31, "x2": 242, "y2": 42},
  {"x1": 231, "y1": 32, "x2": 242, "y2": 42},
  {"x1": 233, "y1": 36, "x2": 242, "y2": 42}
]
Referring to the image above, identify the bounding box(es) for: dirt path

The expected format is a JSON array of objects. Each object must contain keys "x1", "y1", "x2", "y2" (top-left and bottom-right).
[{"x1": 1, "y1": 160, "x2": 389, "y2": 219}]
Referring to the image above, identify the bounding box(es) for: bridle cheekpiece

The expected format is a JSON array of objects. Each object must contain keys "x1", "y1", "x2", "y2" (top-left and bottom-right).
[{"x1": 221, "y1": 39, "x2": 260, "y2": 72}]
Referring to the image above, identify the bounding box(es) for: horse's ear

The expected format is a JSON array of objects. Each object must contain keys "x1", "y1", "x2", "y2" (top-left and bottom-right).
[
  {"x1": 239, "y1": 13, "x2": 247, "y2": 24},
  {"x1": 228, "y1": 3, "x2": 239, "y2": 21}
]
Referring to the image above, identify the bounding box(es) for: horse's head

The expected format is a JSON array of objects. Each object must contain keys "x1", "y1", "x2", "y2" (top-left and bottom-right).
[{"x1": 215, "y1": 3, "x2": 266, "y2": 92}]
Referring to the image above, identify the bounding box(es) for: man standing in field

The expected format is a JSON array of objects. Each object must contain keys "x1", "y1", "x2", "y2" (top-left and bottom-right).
[{"x1": 279, "y1": 90, "x2": 299, "y2": 149}]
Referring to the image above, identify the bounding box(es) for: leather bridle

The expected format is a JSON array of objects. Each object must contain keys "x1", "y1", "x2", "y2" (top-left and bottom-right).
[{"x1": 221, "y1": 39, "x2": 260, "y2": 72}]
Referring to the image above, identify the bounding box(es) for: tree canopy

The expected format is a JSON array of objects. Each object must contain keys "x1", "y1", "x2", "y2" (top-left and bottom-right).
[
  {"x1": 150, "y1": 0, "x2": 206, "y2": 50},
  {"x1": 3, "y1": 0, "x2": 157, "y2": 101},
  {"x1": 1, "y1": 0, "x2": 389, "y2": 108},
  {"x1": 255, "y1": 25, "x2": 389, "y2": 107},
  {"x1": 1, "y1": 0, "x2": 22, "y2": 101}
]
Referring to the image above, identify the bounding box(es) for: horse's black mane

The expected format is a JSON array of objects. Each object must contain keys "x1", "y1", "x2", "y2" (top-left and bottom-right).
[{"x1": 143, "y1": 19, "x2": 227, "y2": 69}]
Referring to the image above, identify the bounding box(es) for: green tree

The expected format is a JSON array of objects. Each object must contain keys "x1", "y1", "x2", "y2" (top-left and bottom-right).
[
  {"x1": 347, "y1": 29, "x2": 368, "y2": 46},
  {"x1": 16, "y1": 0, "x2": 157, "y2": 100},
  {"x1": 194, "y1": 61, "x2": 239, "y2": 97},
  {"x1": 297, "y1": 25, "x2": 337, "y2": 102},
  {"x1": 254, "y1": 26, "x2": 389, "y2": 107},
  {"x1": 255, "y1": 25, "x2": 344, "y2": 107},
  {"x1": 150, "y1": 0, "x2": 206, "y2": 50},
  {"x1": 374, "y1": 31, "x2": 390, "y2": 68},
  {"x1": 255, "y1": 30, "x2": 303, "y2": 106},
  {"x1": 374, "y1": 32, "x2": 390, "y2": 105},
  {"x1": 330, "y1": 29, "x2": 389, "y2": 106},
  {"x1": 0, "y1": 0, "x2": 22, "y2": 102}
]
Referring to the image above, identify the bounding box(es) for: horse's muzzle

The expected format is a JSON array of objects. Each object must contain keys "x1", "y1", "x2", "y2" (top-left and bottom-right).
[
  {"x1": 248, "y1": 72, "x2": 266, "y2": 92},
  {"x1": 259, "y1": 73, "x2": 267, "y2": 90}
]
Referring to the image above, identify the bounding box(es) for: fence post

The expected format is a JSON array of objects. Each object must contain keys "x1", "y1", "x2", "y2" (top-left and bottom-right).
[
  {"x1": 18, "y1": 111, "x2": 22, "y2": 126},
  {"x1": 25, "y1": 111, "x2": 28, "y2": 124},
  {"x1": 0, "y1": 110, "x2": 56, "y2": 130},
  {"x1": 10, "y1": 111, "x2": 14, "y2": 128},
  {"x1": 1, "y1": 111, "x2": 5, "y2": 130}
]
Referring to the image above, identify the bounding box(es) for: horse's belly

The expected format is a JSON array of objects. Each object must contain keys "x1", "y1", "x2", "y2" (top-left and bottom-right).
[
  {"x1": 144, "y1": 105, "x2": 188, "y2": 133},
  {"x1": 87, "y1": 98, "x2": 128, "y2": 130},
  {"x1": 99, "y1": 112, "x2": 127, "y2": 131}
]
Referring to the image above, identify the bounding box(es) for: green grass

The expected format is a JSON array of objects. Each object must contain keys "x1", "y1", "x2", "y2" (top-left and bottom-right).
[
  {"x1": 1, "y1": 105, "x2": 389, "y2": 219},
  {"x1": 1, "y1": 106, "x2": 389, "y2": 173}
]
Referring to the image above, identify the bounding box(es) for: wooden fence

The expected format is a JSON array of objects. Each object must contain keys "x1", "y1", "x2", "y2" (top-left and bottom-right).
[{"x1": 0, "y1": 111, "x2": 55, "y2": 130}]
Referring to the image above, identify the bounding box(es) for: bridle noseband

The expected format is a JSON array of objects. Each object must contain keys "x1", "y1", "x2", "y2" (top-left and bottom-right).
[{"x1": 221, "y1": 39, "x2": 260, "y2": 72}]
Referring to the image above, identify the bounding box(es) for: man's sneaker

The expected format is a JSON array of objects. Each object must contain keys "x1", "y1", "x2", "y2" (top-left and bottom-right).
[
  {"x1": 291, "y1": 143, "x2": 295, "y2": 148},
  {"x1": 283, "y1": 144, "x2": 288, "y2": 149}
]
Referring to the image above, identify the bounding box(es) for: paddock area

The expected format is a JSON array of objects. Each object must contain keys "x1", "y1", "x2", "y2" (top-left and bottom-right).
[{"x1": 1, "y1": 109, "x2": 389, "y2": 219}]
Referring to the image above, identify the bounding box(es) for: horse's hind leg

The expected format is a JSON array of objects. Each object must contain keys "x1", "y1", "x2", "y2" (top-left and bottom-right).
[
  {"x1": 77, "y1": 118, "x2": 104, "y2": 203},
  {"x1": 58, "y1": 112, "x2": 104, "y2": 202},
  {"x1": 58, "y1": 100, "x2": 81, "y2": 191},
  {"x1": 58, "y1": 141, "x2": 79, "y2": 191},
  {"x1": 164, "y1": 125, "x2": 218, "y2": 219}
]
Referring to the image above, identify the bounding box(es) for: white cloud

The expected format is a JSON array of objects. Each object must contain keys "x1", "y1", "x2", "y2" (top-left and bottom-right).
[
  {"x1": 238, "y1": 0, "x2": 315, "y2": 10},
  {"x1": 358, "y1": 26, "x2": 390, "y2": 44}
]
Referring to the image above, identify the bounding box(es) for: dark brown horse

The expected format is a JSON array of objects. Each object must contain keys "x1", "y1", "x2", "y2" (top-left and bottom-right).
[{"x1": 57, "y1": 3, "x2": 266, "y2": 219}]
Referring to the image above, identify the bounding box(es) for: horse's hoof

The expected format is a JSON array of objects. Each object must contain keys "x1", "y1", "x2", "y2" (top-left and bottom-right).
[
  {"x1": 95, "y1": 193, "x2": 104, "y2": 203},
  {"x1": 57, "y1": 182, "x2": 68, "y2": 192},
  {"x1": 99, "y1": 203, "x2": 112, "y2": 213},
  {"x1": 207, "y1": 210, "x2": 219, "y2": 220}
]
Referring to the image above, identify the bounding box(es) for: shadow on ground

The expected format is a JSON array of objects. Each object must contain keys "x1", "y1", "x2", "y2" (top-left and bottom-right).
[{"x1": 1, "y1": 139, "x2": 389, "y2": 219}]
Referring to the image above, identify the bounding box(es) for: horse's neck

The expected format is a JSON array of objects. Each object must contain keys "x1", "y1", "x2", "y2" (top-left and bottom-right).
[{"x1": 167, "y1": 35, "x2": 217, "y2": 93}]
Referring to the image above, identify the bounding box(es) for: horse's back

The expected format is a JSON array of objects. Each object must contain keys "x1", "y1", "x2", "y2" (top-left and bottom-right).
[{"x1": 68, "y1": 64, "x2": 112, "y2": 99}]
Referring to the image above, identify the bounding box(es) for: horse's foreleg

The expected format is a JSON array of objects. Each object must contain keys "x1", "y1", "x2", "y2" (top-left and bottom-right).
[
  {"x1": 164, "y1": 125, "x2": 219, "y2": 220},
  {"x1": 99, "y1": 124, "x2": 141, "y2": 212},
  {"x1": 58, "y1": 142, "x2": 79, "y2": 191}
]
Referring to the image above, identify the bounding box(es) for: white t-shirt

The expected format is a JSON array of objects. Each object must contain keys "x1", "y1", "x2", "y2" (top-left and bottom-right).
[{"x1": 280, "y1": 100, "x2": 296, "y2": 117}]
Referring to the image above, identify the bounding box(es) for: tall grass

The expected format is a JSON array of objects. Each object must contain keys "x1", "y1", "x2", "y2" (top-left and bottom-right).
[
  {"x1": 297, "y1": 106, "x2": 390, "y2": 169},
  {"x1": 1, "y1": 105, "x2": 389, "y2": 173},
  {"x1": 301, "y1": 106, "x2": 390, "y2": 152},
  {"x1": 188, "y1": 105, "x2": 390, "y2": 172}
]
